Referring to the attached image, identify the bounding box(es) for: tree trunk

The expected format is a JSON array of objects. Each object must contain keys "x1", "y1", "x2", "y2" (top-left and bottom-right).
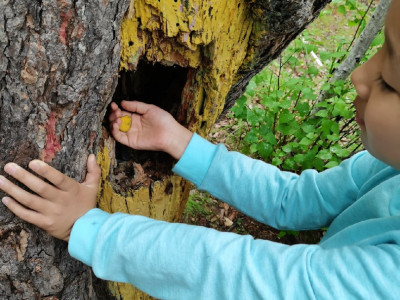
[
  {"x1": 1, "y1": 0, "x2": 331, "y2": 299},
  {"x1": 0, "y1": 0, "x2": 130, "y2": 298}
]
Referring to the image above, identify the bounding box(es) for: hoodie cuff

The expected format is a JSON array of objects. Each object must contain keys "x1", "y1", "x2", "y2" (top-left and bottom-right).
[
  {"x1": 68, "y1": 208, "x2": 110, "y2": 266},
  {"x1": 172, "y1": 133, "x2": 217, "y2": 187}
]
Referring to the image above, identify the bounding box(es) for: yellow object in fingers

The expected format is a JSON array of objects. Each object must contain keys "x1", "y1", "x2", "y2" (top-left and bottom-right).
[{"x1": 119, "y1": 116, "x2": 132, "y2": 132}]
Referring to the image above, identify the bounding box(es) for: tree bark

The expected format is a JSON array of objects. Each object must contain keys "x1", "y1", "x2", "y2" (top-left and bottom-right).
[
  {"x1": 0, "y1": 0, "x2": 130, "y2": 298},
  {"x1": 1, "y1": 0, "x2": 331, "y2": 299}
]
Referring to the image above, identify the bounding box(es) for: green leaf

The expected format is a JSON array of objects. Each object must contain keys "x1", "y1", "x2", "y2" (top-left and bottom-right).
[
  {"x1": 325, "y1": 161, "x2": 339, "y2": 168},
  {"x1": 330, "y1": 145, "x2": 350, "y2": 158},
  {"x1": 315, "y1": 109, "x2": 328, "y2": 118},
  {"x1": 321, "y1": 119, "x2": 336, "y2": 133},
  {"x1": 231, "y1": 95, "x2": 247, "y2": 118},
  {"x1": 330, "y1": 121, "x2": 339, "y2": 134},
  {"x1": 313, "y1": 158, "x2": 325, "y2": 171},
  {"x1": 348, "y1": 19, "x2": 358, "y2": 27},
  {"x1": 244, "y1": 130, "x2": 259, "y2": 143},
  {"x1": 304, "y1": 44, "x2": 318, "y2": 54},
  {"x1": 272, "y1": 157, "x2": 282, "y2": 166},
  {"x1": 285, "y1": 78, "x2": 302, "y2": 88},
  {"x1": 262, "y1": 95, "x2": 280, "y2": 112},
  {"x1": 306, "y1": 132, "x2": 316, "y2": 139},
  {"x1": 283, "y1": 158, "x2": 296, "y2": 170},
  {"x1": 279, "y1": 99, "x2": 293, "y2": 109},
  {"x1": 301, "y1": 123, "x2": 316, "y2": 134},
  {"x1": 333, "y1": 79, "x2": 345, "y2": 87},
  {"x1": 257, "y1": 143, "x2": 273, "y2": 158},
  {"x1": 262, "y1": 131, "x2": 278, "y2": 145},
  {"x1": 296, "y1": 101, "x2": 310, "y2": 116},
  {"x1": 299, "y1": 137, "x2": 312, "y2": 146},
  {"x1": 294, "y1": 154, "x2": 305, "y2": 164},
  {"x1": 250, "y1": 143, "x2": 258, "y2": 154},
  {"x1": 327, "y1": 134, "x2": 340, "y2": 142},
  {"x1": 316, "y1": 149, "x2": 332, "y2": 160},
  {"x1": 277, "y1": 122, "x2": 299, "y2": 135},
  {"x1": 247, "y1": 110, "x2": 261, "y2": 125},
  {"x1": 337, "y1": 5, "x2": 346, "y2": 15},
  {"x1": 319, "y1": 51, "x2": 333, "y2": 61},
  {"x1": 278, "y1": 110, "x2": 295, "y2": 123},
  {"x1": 277, "y1": 231, "x2": 287, "y2": 238},
  {"x1": 246, "y1": 81, "x2": 257, "y2": 98},
  {"x1": 333, "y1": 86, "x2": 343, "y2": 95},
  {"x1": 345, "y1": 0, "x2": 357, "y2": 10},
  {"x1": 282, "y1": 144, "x2": 293, "y2": 153},
  {"x1": 321, "y1": 82, "x2": 331, "y2": 91},
  {"x1": 307, "y1": 66, "x2": 319, "y2": 76}
]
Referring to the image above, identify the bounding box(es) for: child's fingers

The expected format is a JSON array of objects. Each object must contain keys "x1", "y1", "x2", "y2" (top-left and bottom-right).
[
  {"x1": 109, "y1": 109, "x2": 122, "y2": 123},
  {"x1": 28, "y1": 160, "x2": 78, "y2": 193},
  {"x1": 121, "y1": 100, "x2": 151, "y2": 115},
  {"x1": 0, "y1": 175, "x2": 47, "y2": 212},
  {"x1": 110, "y1": 102, "x2": 119, "y2": 110},
  {"x1": 3, "y1": 163, "x2": 58, "y2": 200},
  {"x1": 2, "y1": 196, "x2": 47, "y2": 228},
  {"x1": 83, "y1": 154, "x2": 101, "y2": 186},
  {"x1": 109, "y1": 102, "x2": 132, "y2": 122}
]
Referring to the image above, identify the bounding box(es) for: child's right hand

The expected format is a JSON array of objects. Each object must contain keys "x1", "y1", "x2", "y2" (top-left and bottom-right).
[{"x1": 109, "y1": 101, "x2": 193, "y2": 160}]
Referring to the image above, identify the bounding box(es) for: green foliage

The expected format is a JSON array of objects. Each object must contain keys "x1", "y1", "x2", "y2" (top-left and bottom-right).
[
  {"x1": 277, "y1": 230, "x2": 300, "y2": 239},
  {"x1": 182, "y1": 192, "x2": 213, "y2": 222},
  {"x1": 229, "y1": 0, "x2": 384, "y2": 173}
]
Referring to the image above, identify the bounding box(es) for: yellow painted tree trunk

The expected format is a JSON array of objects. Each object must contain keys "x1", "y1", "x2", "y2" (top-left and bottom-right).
[{"x1": 97, "y1": 0, "x2": 331, "y2": 298}]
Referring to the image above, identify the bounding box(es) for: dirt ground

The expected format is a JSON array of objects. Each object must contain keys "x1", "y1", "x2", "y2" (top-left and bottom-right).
[{"x1": 182, "y1": 197, "x2": 324, "y2": 245}]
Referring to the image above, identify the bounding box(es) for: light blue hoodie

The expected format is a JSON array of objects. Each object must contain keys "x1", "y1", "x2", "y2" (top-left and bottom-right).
[{"x1": 69, "y1": 133, "x2": 400, "y2": 299}]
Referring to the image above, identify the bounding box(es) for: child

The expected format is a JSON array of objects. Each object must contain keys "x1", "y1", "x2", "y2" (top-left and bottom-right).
[{"x1": 1, "y1": 0, "x2": 400, "y2": 298}]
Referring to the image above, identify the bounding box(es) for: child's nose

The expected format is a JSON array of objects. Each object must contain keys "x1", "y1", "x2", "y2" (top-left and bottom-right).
[{"x1": 351, "y1": 64, "x2": 371, "y2": 102}]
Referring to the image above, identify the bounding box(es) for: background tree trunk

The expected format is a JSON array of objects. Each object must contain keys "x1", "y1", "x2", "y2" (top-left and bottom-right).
[{"x1": 1, "y1": 0, "x2": 331, "y2": 299}]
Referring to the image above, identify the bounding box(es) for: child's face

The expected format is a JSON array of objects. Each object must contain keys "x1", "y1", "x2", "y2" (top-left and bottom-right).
[{"x1": 351, "y1": 0, "x2": 400, "y2": 169}]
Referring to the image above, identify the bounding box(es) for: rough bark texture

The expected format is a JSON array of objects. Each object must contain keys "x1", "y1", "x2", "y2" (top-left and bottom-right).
[
  {"x1": 0, "y1": 0, "x2": 130, "y2": 298},
  {"x1": 1, "y1": 0, "x2": 331, "y2": 299}
]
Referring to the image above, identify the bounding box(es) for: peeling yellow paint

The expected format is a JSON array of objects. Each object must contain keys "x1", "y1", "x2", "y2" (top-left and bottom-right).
[
  {"x1": 120, "y1": 0, "x2": 254, "y2": 136},
  {"x1": 108, "y1": 282, "x2": 151, "y2": 300},
  {"x1": 97, "y1": 144, "x2": 189, "y2": 218}
]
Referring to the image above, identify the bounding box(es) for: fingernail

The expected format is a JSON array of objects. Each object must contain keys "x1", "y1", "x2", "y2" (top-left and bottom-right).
[
  {"x1": 0, "y1": 176, "x2": 5, "y2": 186},
  {"x1": 4, "y1": 163, "x2": 17, "y2": 175},
  {"x1": 2, "y1": 197, "x2": 9, "y2": 206},
  {"x1": 30, "y1": 160, "x2": 44, "y2": 172}
]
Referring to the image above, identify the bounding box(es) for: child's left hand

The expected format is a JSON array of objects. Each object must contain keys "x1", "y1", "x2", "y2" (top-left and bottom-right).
[{"x1": 0, "y1": 154, "x2": 101, "y2": 241}]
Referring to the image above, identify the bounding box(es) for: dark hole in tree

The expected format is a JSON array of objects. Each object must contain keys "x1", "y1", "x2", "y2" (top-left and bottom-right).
[{"x1": 110, "y1": 60, "x2": 189, "y2": 187}]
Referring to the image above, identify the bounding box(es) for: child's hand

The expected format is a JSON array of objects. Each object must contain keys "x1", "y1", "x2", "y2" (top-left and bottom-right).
[
  {"x1": 0, "y1": 154, "x2": 101, "y2": 241},
  {"x1": 109, "y1": 101, "x2": 193, "y2": 160}
]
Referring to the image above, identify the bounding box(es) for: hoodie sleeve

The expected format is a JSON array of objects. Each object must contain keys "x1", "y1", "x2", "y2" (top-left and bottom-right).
[
  {"x1": 173, "y1": 134, "x2": 372, "y2": 230},
  {"x1": 68, "y1": 208, "x2": 400, "y2": 300}
]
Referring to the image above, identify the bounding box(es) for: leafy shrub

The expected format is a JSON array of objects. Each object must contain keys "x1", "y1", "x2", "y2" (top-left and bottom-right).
[{"x1": 229, "y1": 0, "x2": 384, "y2": 173}]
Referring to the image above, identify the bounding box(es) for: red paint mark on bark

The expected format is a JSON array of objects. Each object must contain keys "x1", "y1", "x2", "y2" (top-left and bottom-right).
[
  {"x1": 88, "y1": 131, "x2": 96, "y2": 149},
  {"x1": 59, "y1": 10, "x2": 72, "y2": 45},
  {"x1": 41, "y1": 112, "x2": 62, "y2": 163}
]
